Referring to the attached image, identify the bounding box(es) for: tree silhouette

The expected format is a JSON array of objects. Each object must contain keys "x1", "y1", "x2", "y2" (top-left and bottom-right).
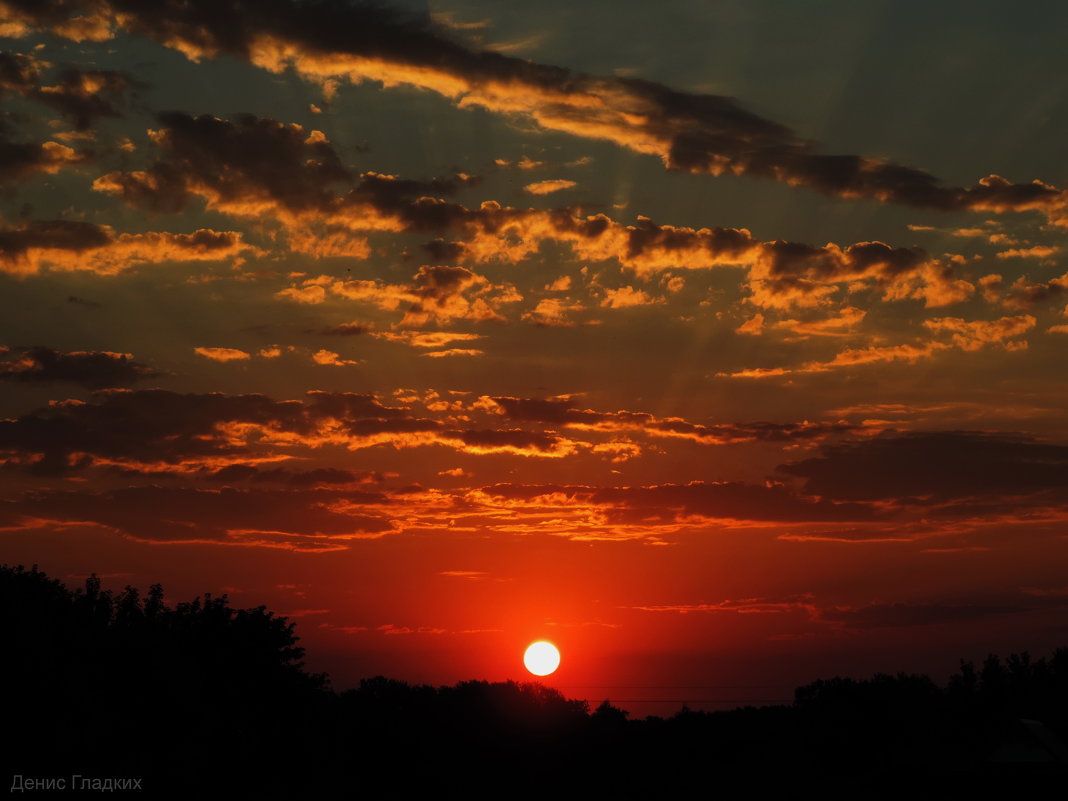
[{"x1": 2, "y1": 562, "x2": 1066, "y2": 796}]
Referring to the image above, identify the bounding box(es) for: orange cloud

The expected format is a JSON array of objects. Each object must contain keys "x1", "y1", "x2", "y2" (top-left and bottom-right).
[
  {"x1": 274, "y1": 283, "x2": 326, "y2": 304},
  {"x1": 720, "y1": 314, "x2": 1035, "y2": 378},
  {"x1": 600, "y1": 286, "x2": 660, "y2": 309},
  {"x1": 437, "y1": 429, "x2": 579, "y2": 458},
  {"x1": 544, "y1": 275, "x2": 572, "y2": 291},
  {"x1": 810, "y1": 342, "x2": 948, "y2": 370},
  {"x1": 979, "y1": 273, "x2": 1003, "y2": 304},
  {"x1": 421, "y1": 349, "x2": 483, "y2": 358},
  {"x1": 194, "y1": 347, "x2": 251, "y2": 362},
  {"x1": 0, "y1": 136, "x2": 86, "y2": 183},
  {"x1": 0, "y1": 220, "x2": 253, "y2": 276},
  {"x1": 523, "y1": 179, "x2": 576, "y2": 195},
  {"x1": 717, "y1": 367, "x2": 791, "y2": 379},
  {"x1": 750, "y1": 241, "x2": 973, "y2": 310},
  {"x1": 437, "y1": 469, "x2": 472, "y2": 479},
  {"x1": 281, "y1": 266, "x2": 521, "y2": 328},
  {"x1": 995, "y1": 245, "x2": 1058, "y2": 260},
  {"x1": 312, "y1": 349, "x2": 359, "y2": 367},
  {"x1": 373, "y1": 331, "x2": 483, "y2": 349},
  {"x1": 773, "y1": 307, "x2": 866, "y2": 339},
  {"x1": 495, "y1": 156, "x2": 543, "y2": 170},
  {"x1": 1001, "y1": 272, "x2": 1068, "y2": 309},
  {"x1": 922, "y1": 314, "x2": 1036, "y2": 351},
  {"x1": 735, "y1": 313, "x2": 765, "y2": 336},
  {"x1": 521, "y1": 298, "x2": 586, "y2": 327}
]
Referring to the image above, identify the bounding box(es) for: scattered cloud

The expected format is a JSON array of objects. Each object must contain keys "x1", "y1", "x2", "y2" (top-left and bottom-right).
[
  {"x1": 193, "y1": 347, "x2": 251, "y2": 363},
  {"x1": 311, "y1": 349, "x2": 358, "y2": 367},
  {"x1": 13, "y1": 0, "x2": 1064, "y2": 222},
  {"x1": 523, "y1": 179, "x2": 576, "y2": 195}
]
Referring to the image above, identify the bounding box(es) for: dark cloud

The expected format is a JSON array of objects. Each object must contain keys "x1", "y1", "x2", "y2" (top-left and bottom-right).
[
  {"x1": 0, "y1": 218, "x2": 252, "y2": 274},
  {"x1": 88, "y1": 109, "x2": 437, "y2": 225},
  {"x1": 479, "y1": 483, "x2": 578, "y2": 502},
  {"x1": 97, "y1": 112, "x2": 972, "y2": 308},
  {"x1": 621, "y1": 215, "x2": 755, "y2": 262},
  {"x1": 93, "y1": 111, "x2": 479, "y2": 267},
  {"x1": 404, "y1": 265, "x2": 486, "y2": 323},
  {"x1": 353, "y1": 170, "x2": 481, "y2": 210},
  {"x1": 204, "y1": 464, "x2": 383, "y2": 486},
  {"x1": 7, "y1": 0, "x2": 1065, "y2": 218},
  {"x1": 0, "y1": 388, "x2": 581, "y2": 476},
  {"x1": 107, "y1": 113, "x2": 977, "y2": 314},
  {"x1": 778, "y1": 432, "x2": 1068, "y2": 503},
  {"x1": 304, "y1": 389, "x2": 410, "y2": 420},
  {"x1": 491, "y1": 397, "x2": 583, "y2": 425},
  {"x1": 3, "y1": 485, "x2": 393, "y2": 546},
  {"x1": 1, "y1": 50, "x2": 140, "y2": 128},
  {"x1": 490, "y1": 396, "x2": 864, "y2": 444},
  {"x1": 0, "y1": 219, "x2": 110, "y2": 259},
  {"x1": 1002, "y1": 272, "x2": 1068, "y2": 309},
  {"x1": 0, "y1": 50, "x2": 41, "y2": 94},
  {"x1": 317, "y1": 322, "x2": 371, "y2": 336},
  {"x1": 30, "y1": 67, "x2": 139, "y2": 130},
  {"x1": 747, "y1": 238, "x2": 978, "y2": 309},
  {"x1": 760, "y1": 240, "x2": 929, "y2": 281},
  {"x1": 480, "y1": 481, "x2": 878, "y2": 523},
  {"x1": 0, "y1": 345, "x2": 158, "y2": 387},
  {"x1": 821, "y1": 602, "x2": 1025, "y2": 629},
  {"x1": 0, "y1": 130, "x2": 88, "y2": 183},
  {"x1": 422, "y1": 239, "x2": 465, "y2": 262},
  {"x1": 590, "y1": 482, "x2": 877, "y2": 523},
  {"x1": 0, "y1": 389, "x2": 306, "y2": 475},
  {"x1": 95, "y1": 111, "x2": 475, "y2": 218},
  {"x1": 94, "y1": 111, "x2": 351, "y2": 214},
  {"x1": 343, "y1": 417, "x2": 439, "y2": 437},
  {"x1": 66, "y1": 295, "x2": 101, "y2": 309}
]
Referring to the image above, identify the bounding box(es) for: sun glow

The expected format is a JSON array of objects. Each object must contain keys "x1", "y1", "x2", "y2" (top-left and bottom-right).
[{"x1": 523, "y1": 641, "x2": 560, "y2": 676}]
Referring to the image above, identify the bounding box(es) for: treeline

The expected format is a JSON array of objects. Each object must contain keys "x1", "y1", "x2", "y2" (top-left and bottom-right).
[{"x1": 2, "y1": 564, "x2": 1066, "y2": 796}]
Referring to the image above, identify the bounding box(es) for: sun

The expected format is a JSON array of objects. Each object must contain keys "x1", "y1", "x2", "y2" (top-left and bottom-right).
[{"x1": 523, "y1": 641, "x2": 560, "y2": 676}]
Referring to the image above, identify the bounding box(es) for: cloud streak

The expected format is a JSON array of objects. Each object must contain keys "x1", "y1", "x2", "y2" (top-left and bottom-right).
[{"x1": 0, "y1": 219, "x2": 253, "y2": 275}]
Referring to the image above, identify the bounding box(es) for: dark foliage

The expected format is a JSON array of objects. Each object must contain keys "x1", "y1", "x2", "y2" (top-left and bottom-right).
[{"x1": 2, "y1": 564, "x2": 1066, "y2": 797}]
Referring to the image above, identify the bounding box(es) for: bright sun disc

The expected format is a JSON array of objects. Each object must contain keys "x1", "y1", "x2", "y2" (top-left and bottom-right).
[{"x1": 523, "y1": 641, "x2": 560, "y2": 676}]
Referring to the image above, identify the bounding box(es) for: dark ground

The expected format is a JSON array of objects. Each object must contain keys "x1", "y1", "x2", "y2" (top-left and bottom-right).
[{"x1": 3, "y1": 564, "x2": 1066, "y2": 797}]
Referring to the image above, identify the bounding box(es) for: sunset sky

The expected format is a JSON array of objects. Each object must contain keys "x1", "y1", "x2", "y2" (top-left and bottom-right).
[{"x1": 2, "y1": 0, "x2": 1067, "y2": 713}]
